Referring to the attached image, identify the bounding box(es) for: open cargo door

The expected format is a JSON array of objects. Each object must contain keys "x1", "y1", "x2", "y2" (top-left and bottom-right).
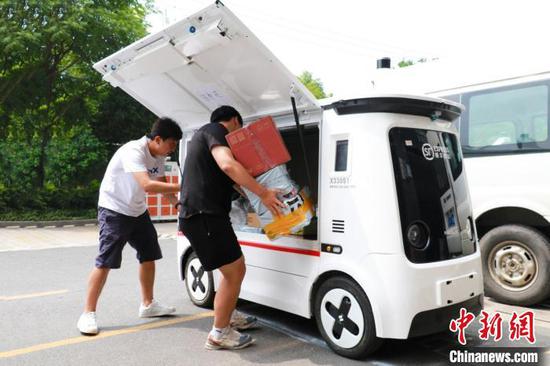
[{"x1": 93, "y1": 1, "x2": 321, "y2": 131}]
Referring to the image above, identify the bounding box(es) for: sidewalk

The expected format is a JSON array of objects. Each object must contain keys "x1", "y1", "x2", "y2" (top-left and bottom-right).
[
  {"x1": 0, "y1": 222, "x2": 178, "y2": 252},
  {"x1": 485, "y1": 297, "x2": 550, "y2": 329}
]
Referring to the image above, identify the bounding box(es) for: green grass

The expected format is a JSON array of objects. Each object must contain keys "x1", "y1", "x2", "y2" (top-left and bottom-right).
[{"x1": 0, "y1": 208, "x2": 97, "y2": 221}]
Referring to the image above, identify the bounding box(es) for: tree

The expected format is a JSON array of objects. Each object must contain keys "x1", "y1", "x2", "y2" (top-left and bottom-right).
[
  {"x1": 398, "y1": 58, "x2": 428, "y2": 68},
  {"x1": 398, "y1": 59, "x2": 414, "y2": 68},
  {"x1": 298, "y1": 71, "x2": 332, "y2": 99},
  {"x1": 0, "y1": 0, "x2": 152, "y2": 188},
  {"x1": 91, "y1": 86, "x2": 155, "y2": 157}
]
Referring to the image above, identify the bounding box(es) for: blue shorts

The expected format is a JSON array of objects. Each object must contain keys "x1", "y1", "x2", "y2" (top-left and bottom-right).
[{"x1": 95, "y1": 207, "x2": 162, "y2": 269}]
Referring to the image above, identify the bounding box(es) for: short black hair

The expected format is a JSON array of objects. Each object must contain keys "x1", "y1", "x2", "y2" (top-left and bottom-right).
[
  {"x1": 148, "y1": 117, "x2": 182, "y2": 140},
  {"x1": 210, "y1": 105, "x2": 243, "y2": 126}
]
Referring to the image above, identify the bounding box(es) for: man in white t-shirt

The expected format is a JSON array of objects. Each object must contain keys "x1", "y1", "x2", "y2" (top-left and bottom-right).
[{"x1": 77, "y1": 118, "x2": 182, "y2": 335}]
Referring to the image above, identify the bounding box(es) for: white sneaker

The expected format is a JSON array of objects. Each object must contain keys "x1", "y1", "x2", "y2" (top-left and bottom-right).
[
  {"x1": 139, "y1": 300, "x2": 175, "y2": 318},
  {"x1": 77, "y1": 312, "x2": 98, "y2": 335},
  {"x1": 205, "y1": 328, "x2": 254, "y2": 350},
  {"x1": 230, "y1": 311, "x2": 258, "y2": 330}
]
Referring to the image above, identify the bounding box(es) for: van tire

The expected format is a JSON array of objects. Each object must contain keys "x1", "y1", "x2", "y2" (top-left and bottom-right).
[
  {"x1": 314, "y1": 276, "x2": 383, "y2": 359},
  {"x1": 481, "y1": 224, "x2": 550, "y2": 306},
  {"x1": 184, "y1": 251, "x2": 214, "y2": 308}
]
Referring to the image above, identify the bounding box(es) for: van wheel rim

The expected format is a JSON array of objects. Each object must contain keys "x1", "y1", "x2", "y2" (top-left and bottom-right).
[
  {"x1": 488, "y1": 241, "x2": 538, "y2": 291},
  {"x1": 186, "y1": 257, "x2": 209, "y2": 301},
  {"x1": 320, "y1": 288, "x2": 364, "y2": 349}
]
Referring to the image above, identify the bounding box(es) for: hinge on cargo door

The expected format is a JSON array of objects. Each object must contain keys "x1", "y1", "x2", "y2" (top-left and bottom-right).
[
  {"x1": 217, "y1": 20, "x2": 232, "y2": 39},
  {"x1": 289, "y1": 83, "x2": 306, "y2": 105},
  {"x1": 167, "y1": 39, "x2": 195, "y2": 66}
]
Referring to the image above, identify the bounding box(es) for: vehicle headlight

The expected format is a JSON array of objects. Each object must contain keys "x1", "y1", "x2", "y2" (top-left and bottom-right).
[{"x1": 406, "y1": 221, "x2": 430, "y2": 249}]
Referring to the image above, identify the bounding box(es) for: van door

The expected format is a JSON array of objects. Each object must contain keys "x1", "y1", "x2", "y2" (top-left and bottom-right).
[{"x1": 93, "y1": 2, "x2": 320, "y2": 130}]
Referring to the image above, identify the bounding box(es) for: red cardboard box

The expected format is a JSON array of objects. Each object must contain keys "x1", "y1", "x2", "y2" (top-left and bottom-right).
[{"x1": 226, "y1": 116, "x2": 291, "y2": 177}]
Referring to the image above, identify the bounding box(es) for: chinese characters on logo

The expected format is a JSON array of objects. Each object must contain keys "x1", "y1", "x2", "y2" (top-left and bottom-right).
[
  {"x1": 449, "y1": 308, "x2": 536, "y2": 345},
  {"x1": 509, "y1": 311, "x2": 536, "y2": 343},
  {"x1": 449, "y1": 308, "x2": 476, "y2": 345}
]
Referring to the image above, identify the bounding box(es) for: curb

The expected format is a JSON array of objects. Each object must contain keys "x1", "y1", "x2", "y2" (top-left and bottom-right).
[
  {"x1": 0, "y1": 219, "x2": 98, "y2": 228},
  {"x1": 0, "y1": 218, "x2": 177, "y2": 229}
]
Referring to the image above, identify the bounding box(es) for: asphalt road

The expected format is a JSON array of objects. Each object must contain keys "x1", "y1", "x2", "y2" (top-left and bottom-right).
[{"x1": 1, "y1": 226, "x2": 549, "y2": 365}]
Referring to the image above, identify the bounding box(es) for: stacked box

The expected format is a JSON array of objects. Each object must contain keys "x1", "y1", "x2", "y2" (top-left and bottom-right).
[{"x1": 226, "y1": 116, "x2": 291, "y2": 176}]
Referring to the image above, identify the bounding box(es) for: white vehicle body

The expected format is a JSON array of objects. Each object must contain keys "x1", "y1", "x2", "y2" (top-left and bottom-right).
[
  {"x1": 373, "y1": 59, "x2": 550, "y2": 305},
  {"x1": 94, "y1": 2, "x2": 483, "y2": 358}
]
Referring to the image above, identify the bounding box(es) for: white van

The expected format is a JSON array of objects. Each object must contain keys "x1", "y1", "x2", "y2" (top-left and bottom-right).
[
  {"x1": 94, "y1": 2, "x2": 483, "y2": 359},
  {"x1": 374, "y1": 58, "x2": 550, "y2": 306}
]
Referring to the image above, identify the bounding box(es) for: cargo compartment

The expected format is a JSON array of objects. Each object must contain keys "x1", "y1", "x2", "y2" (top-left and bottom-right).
[{"x1": 230, "y1": 123, "x2": 319, "y2": 239}]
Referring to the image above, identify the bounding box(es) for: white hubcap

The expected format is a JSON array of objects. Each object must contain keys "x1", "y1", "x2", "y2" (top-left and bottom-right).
[
  {"x1": 320, "y1": 288, "x2": 364, "y2": 349},
  {"x1": 186, "y1": 257, "x2": 210, "y2": 301},
  {"x1": 489, "y1": 241, "x2": 538, "y2": 291}
]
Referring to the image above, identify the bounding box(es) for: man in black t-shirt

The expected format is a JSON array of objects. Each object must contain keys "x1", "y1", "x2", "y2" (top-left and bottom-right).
[{"x1": 179, "y1": 106, "x2": 284, "y2": 350}]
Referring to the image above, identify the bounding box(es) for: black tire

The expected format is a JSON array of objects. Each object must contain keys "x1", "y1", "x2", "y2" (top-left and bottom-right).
[
  {"x1": 314, "y1": 276, "x2": 383, "y2": 359},
  {"x1": 480, "y1": 224, "x2": 550, "y2": 306},
  {"x1": 184, "y1": 251, "x2": 215, "y2": 308}
]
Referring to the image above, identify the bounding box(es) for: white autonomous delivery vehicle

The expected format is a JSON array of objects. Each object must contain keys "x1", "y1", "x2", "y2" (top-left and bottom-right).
[
  {"x1": 94, "y1": 1, "x2": 483, "y2": 358},
  {"x1": 373, "y1": 58, "x2": 550, "y2": 306}
]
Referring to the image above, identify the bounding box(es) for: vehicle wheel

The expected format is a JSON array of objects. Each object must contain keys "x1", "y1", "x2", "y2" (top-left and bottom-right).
[
  {"x1": 314, "y1": 276, "x2": 383, "y2": 359},
  {"x1": 481, "y1": 224, "x2": 550, "y2": 306},
  {"x1": 184, "y1": 251, "x2": 214, "y2": 308}
]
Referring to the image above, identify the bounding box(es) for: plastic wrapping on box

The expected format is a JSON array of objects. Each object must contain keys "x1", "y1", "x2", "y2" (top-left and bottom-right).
[
  {"x1": 241, "y1": 165, "x2": 315, "y2": 240},
  {"x1": 229, "y1": 197, "x2": 248, "y2": 227},
  {"x1": 229, "y1": 196, "x2": 262, "y2": 233}
]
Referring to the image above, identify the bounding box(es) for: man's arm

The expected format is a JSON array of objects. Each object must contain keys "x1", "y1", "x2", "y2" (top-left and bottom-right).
[
  {"x1": 132, "y1": 172, "x2": 180, "y2": 193},
  {"x1": 211, "y1": 145, "x2": 285, "y2": 216}
]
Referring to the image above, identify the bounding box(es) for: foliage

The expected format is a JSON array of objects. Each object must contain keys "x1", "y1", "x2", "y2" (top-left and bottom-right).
[
  {"x1": 0, "y1": 183, "x2": 100, "y2": 212},
  {"x1": 298, "y1": 71, "x2": 332, "y2": 99},
  {"x1": 0, "y1": 208, "x2": 97, "y2": 221},
  {"x1": 46, "y1": 125, "x2": 108, "y2": 187},
  {"x1": 0, "y1": 0, "x2": 156, "y2": 219},
  {"x1": 398, "y1": 58, "x2": 428, "y2": 68},
  {"x1": 0, "y1": 134, "x2": 41, "y2": 190},
  {"x1": 91, "y1": 86, "x2": 155, "y2": 156},
  {"x1": 0, "y1": 0, "x2": 151, "y2": 186}
]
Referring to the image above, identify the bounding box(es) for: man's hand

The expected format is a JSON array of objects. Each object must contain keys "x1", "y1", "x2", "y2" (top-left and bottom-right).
[{"x1": 259, "y1": 188, "x2": 286, "y2": 217}]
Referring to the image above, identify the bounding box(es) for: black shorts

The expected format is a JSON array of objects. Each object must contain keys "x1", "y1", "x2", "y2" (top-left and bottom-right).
[
  {"x1": 179, "y1": 214, "x2": 242, "y2": 271},
  {"x1": 95, "y1": 207, "x2": 162, "y2": 269}
]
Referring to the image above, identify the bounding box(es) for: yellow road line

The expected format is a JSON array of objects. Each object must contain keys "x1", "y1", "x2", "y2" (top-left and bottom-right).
[
  {"x1": 0, "y1": 311, "x2": 214, "y2": 359},
  {"x1": 0, "y1": 289, "x2": 69, "y2": 301}
]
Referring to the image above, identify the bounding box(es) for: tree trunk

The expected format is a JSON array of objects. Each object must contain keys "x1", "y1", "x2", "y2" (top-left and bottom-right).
[
  {"x1": 36, "y1": 45, "x2": 56, "y2": 188},
  {"x1": 36, "y1": 127, "x2": 50, "y2": 188},
  {"x1": 0, "y1": 68, "x2": 39, "y2": 105}
]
